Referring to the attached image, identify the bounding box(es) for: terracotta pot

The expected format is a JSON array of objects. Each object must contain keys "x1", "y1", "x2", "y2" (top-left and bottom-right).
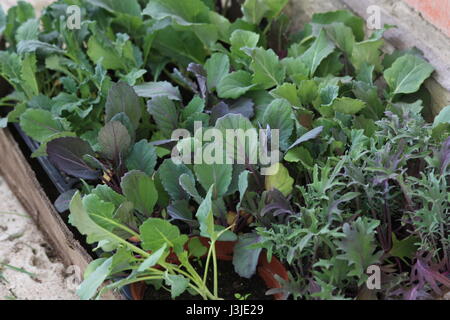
[
  {"x1": 130, "y1": 237, "x2": 288, "y2": 300},
  {"x1": 257, "y1": 252, "x2": 289, "y2": 300}
]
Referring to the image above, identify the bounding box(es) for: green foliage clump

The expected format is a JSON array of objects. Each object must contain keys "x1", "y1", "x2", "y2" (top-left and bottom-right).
[{"x1": 0, "y1": 0, "x2": 448, "y2": 300}]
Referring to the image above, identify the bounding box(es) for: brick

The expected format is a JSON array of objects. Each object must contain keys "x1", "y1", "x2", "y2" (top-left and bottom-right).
[{"x1": 403, "y1": 0, "x2": 450, "y2": 38}]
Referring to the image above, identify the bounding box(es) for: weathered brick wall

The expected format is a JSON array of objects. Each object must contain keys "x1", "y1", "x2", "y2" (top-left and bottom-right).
[{"x1": 403, "y1": 0, "x2": 450, "y2": 38}]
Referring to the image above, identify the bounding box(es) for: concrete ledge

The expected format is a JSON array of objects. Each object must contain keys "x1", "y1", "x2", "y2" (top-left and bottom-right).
[
  {"x1": 288, "y1": 0, "x2": 450, "y2": 116},
  {"x1": 403, "y1": 0, "x2": 450, "y2": 38}
]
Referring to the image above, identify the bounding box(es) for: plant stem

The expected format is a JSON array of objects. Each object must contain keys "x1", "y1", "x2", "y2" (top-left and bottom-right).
[
  {"x1": 211, "y1": 240, "x2": 219, "y2": 297},
  {"x1": 203, "y1": 240, "x2": 213, "y2": 284}
]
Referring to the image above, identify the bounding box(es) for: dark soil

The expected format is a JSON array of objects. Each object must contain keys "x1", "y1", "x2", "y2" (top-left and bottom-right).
[{"x1": 144, "y1": 259, "x2": 272, "y2": 300}]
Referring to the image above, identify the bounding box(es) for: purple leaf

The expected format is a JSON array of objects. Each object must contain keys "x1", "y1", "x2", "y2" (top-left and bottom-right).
[
  {"x1": 54, "y1": 189, "x2": 77, "y2": 213},
  {"x1": 261, "y1": 189, "x2": 294, "y2": 217},
  {"x1": 410, "y1": 253, "x2": 450, "y2": 296},
  {"x1": 47, "y1": 137, "x2": 100, "y2": 180},
  {"x1": 188, "y1": 63, "x2": 208, "y2": 100},
  {"x1": 210, "y1": 98, "x2": 254, "y2": 124},
  {"x1": 438, "y1": 137, "x2": 450, "y2": 174},
  {"x1": 98, "y1": 121, "x2": 132, "y2": 160}
]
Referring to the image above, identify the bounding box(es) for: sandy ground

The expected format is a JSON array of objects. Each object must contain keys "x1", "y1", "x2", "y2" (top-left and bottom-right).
[{"x1": 0, "y1": 177, "x2": 80, "y2": 300}]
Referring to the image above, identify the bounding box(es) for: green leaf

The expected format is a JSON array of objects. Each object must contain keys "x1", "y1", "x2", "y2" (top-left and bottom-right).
[
  {"x1": 0, "y1": 52, "x2": 22, "y2": 91},
  {"x1": 89, "y1": 0, "x2": 141, "y2": 16},
  {"x1": 262, "y1": 98, "x2": 294, "y2": 149},
  {"x1": 91, "y1": 185, "x2": 126, "y2": 208},
  {"x1": 140, "y1": 218, "x2": 188, "y2": 254},
  {"x1": 238, "y1": 170, "x2": 250, "y2": 204},
  {"x1": 217, "y1": 70, "x2": 256, "y2": 99},
  {"x1": 270, "y1": 83, "x2": 301, "y2": 106},
  {"x1": 316, "y1": 51, "x2": 344, "y2": 76},
  {"x1": 179, "y1": 173, "x2": 203, "y2": 204},
  {"x1": 147, "y1": 96, "x2": 179, "y2": 138},
  {"x1": 87, "y1": 36, "x2": 125, "y2": 71},
  {"x1": 138, "y1": 244, "x2": 168, "y2": 272},
  {"x1": 351, "y1": 39, "x2": 383, "y2": 73},
  {"x1": 332, "y1": 97, "x2": 366, "y2": 115},
  {"x1": 245, "y1": 47, "x2": 285, "y2": 89},
  {"x1": 384, "y1": 54, "x2": 434, "y2": 96},
  {"x1": 282, "y1": 57, "x2": 309, "y2": 83},
  {"x1": 337, "y1": 217, "x2": 383, "y2": 281},
  {"x1": 158, "y1": 159, "x2": 194, "y2": 200},
  {"x1": 152, "y1": 26, "x2": 207, "y2": 66},
  {"x1": 143, "y1": 0, "x2": 209, "y2": 25},
  {"x1": 354, "y1": 115, "x2": 377, "y2": 137},
  {"x1": 4, "y1": 1, "x2": 35, "y2": 45},
  {"x1": 126, "y1": 140, "x2": 157, "y2": 176},
  {"x1": 348, "y1": 129, "x2": 369, "y2": 161},
  {"x1": 298, "y1": 79, "x2": 318, "y2": 105},
  {"x1": 15, "y1": 18, "x2": 39, "y2": 42},
  {"x1": 195, "y1": 186, "x2": 215, "y2": 239},
  {"x1": 105, "y1": 82, "x2": 142, "y2": 129},
  {"x1": 77, "y1": 257, "x2": 113, "y2": 300},
  {"x1": 50, "y1": 93, "x2": 84, "y2": 117},
  {"x1": 312, "y1": 10, "x2": 365, "y2": 41},
  {"x1": 389, "y1": 234, "x2": 418, "y2": 263},
  {"x1": 83, "y1": 194, "x2": 119, "y2": 234},
  {"x1": 69, "y1": 192, "x2": 124, "y2": 251},
  {"x1": 164, "y1": 273, "x2": 189, "y2": 299},
  {"x1": 433, "y1": 105, "x2": 450, "y2": 128},
  {"x1": 19, "y1": 109, "x2": 72, "y2": 143},
  {"x1": 265, "y1": 0, "x2": 289, "y2": 18},
  {"x1": 0, "y1": 5, "x2": 6, "y2": 36},
  {"x1": 187, "y1": 237, "x2": 207, "y2": 258},
  {"x1": 264, "y1": 163, "x2": 294, "y2": 196},
  {"x1": 287, "y1": 126, "x2": 323, "y2": 151},
  {"x1": 382, "y1": 48, "x2": 423, "y2": 69},
  {"x1": 194, "y1": 162, "x2": 233, "y2": 199},
  {"x1": 120, "y1": 170, "x2": 158, "y2": 216},
  {"x1": 300, "y1": 29, "x2": 335, "y2": 77},
  {"x1": 204, "y1": 53, "x2": 230, "y2": 90},
  {"x1": 324, "y1": 22, "x2": 355, "y2": 55},
  {"x1": 122, "y1": 69, "x2": 147, "y2": 86},
  {"x1": 215, "y1": 114, "x2": 258, "y2": 165},
  {"x1": 318, "y1": 84, "x2": 339, "y2": 108},
  {"x1": 230, "y1": 29, "x2": 260, "y2": 60},
  {"x1": 196, "y1": 194, "x2": 235, "y2": 242},
  {"x1": 134, "y1": 81, "x2": 181, "y2": 101},
  {"x1": 98, "y1": 121, "x2": 131, "y2": 159},
  {"x1": 181, "y1": 96, "x2": 205, "y2": 121},
  {"x1": 356, "y1": 63, "x2": 375, "y2": 85},
  {"x1": 114, "y1": 201, "x2": 136, "y2": 230},
  {"x1": 17, "y1": 40, "x2": 64, "y2": 55},
  {"x1": 242, "y1": 0, "x2": 269, "y2": 25},
  {"x1": 353, "y1": 81, "x2": 384, "y2": 119},
  {"x1": 83, "y1": 258, "x2": 108, "y2": 281},
  {"x1": 284, "y1": 146, "x2": 313, "y2": 167}
]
